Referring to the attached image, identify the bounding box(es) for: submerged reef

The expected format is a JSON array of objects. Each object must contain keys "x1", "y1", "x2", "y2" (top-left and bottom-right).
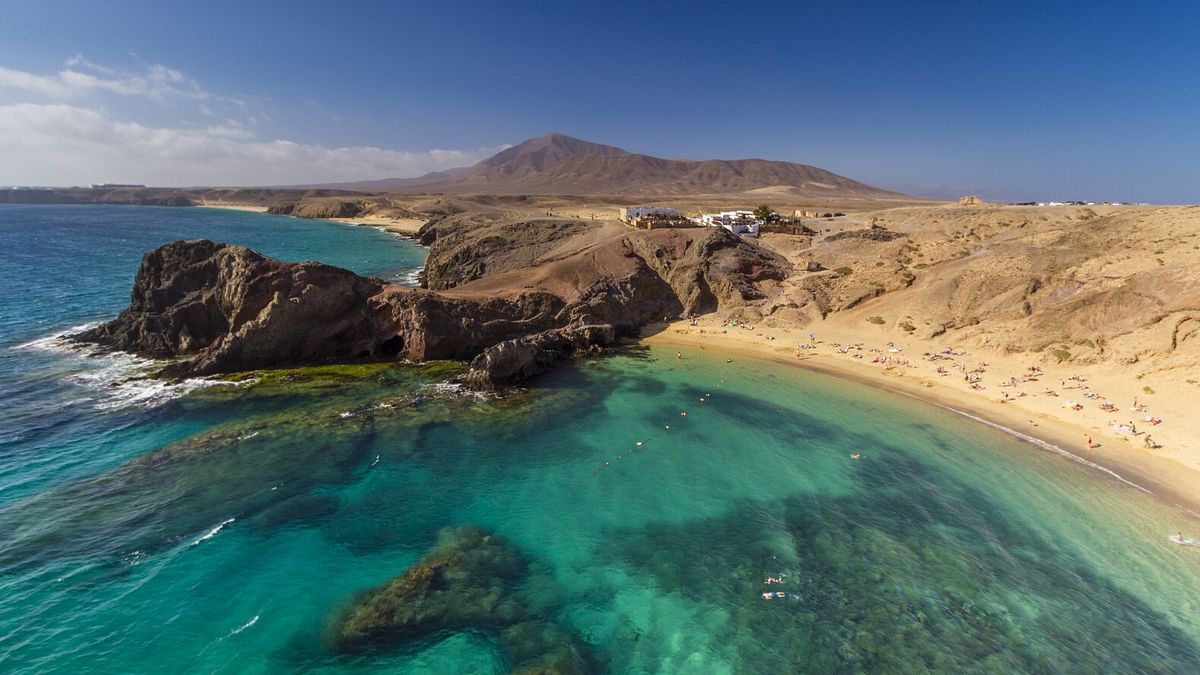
[{"x1": 333, "y1": 526, "x2": 590, "y2": 674}]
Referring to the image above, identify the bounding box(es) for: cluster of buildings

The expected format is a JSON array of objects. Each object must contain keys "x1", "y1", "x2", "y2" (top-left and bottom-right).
[
  {"x1": 695, "y1": 210, "x2": 762, "y2": 236},
  {"x1": 617, "y1": 207, "x2": 692, "y2": 230},
  {"x1": 619, "y1": 205, "x2": 839, "y2": 238},
  {"x1": 619, "y1": 207, "x2": 765, "y2": 236}
]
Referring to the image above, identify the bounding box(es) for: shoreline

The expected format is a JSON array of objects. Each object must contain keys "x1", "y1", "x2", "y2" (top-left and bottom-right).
[
  {"x1": 194, "y1": 203, "x2": 425, "y2": 235},
  {"x1": 643, "y1": 320, "x2": 1200, "y2": 519},
  {"x1": 194, "y1": 203, "x2": 268, "y2": 213},
  {"x1": 324, "y1": 215, "x2": 425, "y2": 236}
]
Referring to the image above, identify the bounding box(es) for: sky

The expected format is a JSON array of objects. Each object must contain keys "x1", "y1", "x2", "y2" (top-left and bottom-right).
[{"x1": 0, "y1": 0, "x2": 1197, "y2": 202}]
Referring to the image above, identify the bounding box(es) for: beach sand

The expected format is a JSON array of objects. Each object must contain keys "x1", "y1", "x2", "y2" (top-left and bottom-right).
[
  {"x1": 325, "y1": 216, "x2": 425, "y2": 235},
  {"x1": 194, "y1": 204, "x2": 424, "y2": 235},
  {"x1": 644, "y1": 316, "x2": 1200, "y2": 517},
  {"x1": 194, "y1": 203, "x2": 268, "y2": 213}
]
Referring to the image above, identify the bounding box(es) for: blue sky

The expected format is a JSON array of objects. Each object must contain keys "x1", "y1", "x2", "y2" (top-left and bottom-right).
[{"x1": 0, "y1": 0, "x2": 1197, "y2": 201}]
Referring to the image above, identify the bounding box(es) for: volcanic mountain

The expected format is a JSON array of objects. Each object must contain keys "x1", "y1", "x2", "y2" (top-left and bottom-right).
[{"x1": 331, "y1": 133, "x2": 906, "y2": 198}]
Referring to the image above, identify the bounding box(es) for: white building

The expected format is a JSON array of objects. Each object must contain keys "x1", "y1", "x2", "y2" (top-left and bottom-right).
[{"x1": 694, "y1": 210, "x2": 762, "y2": 237}]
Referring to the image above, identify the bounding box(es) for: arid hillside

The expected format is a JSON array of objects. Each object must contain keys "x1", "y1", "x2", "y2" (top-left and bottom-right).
[
  {"x1": 733, "y1": 204, "x2": 1200, "y2": 375},
  {"x1": 412, "y1": 133, "x2": 908, "y2": 198}
]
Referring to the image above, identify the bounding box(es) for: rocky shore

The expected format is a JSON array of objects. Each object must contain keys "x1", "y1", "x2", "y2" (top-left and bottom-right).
[{"x1": 75, "y1": 219, "x2": 787, "y2": 387}]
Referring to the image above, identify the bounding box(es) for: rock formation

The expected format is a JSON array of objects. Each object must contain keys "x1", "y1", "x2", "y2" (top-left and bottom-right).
[
  {"x1": 464, "y1": 324, "x2": 615, "y2": 389},
  {"x1": 333, "y1": 526, "x2": 590, "y2": 674},
  {"x1": 78, "y1": 219, "x2": 788, "y2": 386},
  {"x1": 76, "y1": 240, "x2": 391, "y2": 377}
]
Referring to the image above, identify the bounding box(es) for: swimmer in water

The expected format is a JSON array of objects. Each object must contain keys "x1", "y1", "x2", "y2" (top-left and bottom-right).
[{"x1": 850, "y1": 453, "x2": 861, "y2": 460}]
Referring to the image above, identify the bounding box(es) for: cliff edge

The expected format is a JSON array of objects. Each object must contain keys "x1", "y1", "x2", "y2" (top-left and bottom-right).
[{"x1": 77, "y1": 222, "x2": 788, "y2": 386}]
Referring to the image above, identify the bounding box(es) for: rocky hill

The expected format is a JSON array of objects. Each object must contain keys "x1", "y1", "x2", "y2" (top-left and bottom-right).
[
  {"x1": 77, "y1": 219, "x2": 788, "y2": 386},
  {"x1": 716, "y1": 204, "x2": 1200, "y2": 373},
  {"x1": 402, "y1": 133, "x2": 906, "y2": 198}
]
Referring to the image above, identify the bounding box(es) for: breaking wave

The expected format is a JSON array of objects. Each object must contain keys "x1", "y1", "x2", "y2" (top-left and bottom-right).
[
  {"x1": 192, "y1": 518, "x2": 236, "y2": 546},
  {"x1": 10, "y1": 324, "x2": 248, "y2": 410}
]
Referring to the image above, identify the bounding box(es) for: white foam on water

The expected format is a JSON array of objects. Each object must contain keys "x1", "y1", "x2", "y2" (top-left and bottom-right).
[
  {"x1": 11, "y1": 324, "x2": 251, "y2": 410},
  {"x1": 421, "y1": 381, "x2": 491, "y2": 401},
  {"x1": 917, "y1": 396, "x2": 1154, "y2": 495},
  {"x1": 401, "y1": 266, "x2": 425, "y2": 287},
  {"x1": 191, "y1": 518, "x2": 235, "y2": 546},
  {"x1": 229, "y1": 615, "x2": 259, "y2": 636},
  {"x1": 10, "y1": 322, "x2": 100, "y2": 352}
]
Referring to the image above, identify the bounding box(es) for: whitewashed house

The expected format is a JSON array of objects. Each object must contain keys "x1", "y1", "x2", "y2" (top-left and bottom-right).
[{"x1": 694, "y1": 210, "x2": 762, "y2": 237}]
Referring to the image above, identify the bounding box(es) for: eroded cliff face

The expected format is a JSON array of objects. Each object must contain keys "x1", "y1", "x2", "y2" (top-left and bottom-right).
[
  {"x1": 78, "y1": 220, "x2": 788, "y2": 385},
  {"x1": 76, "y1": 240, "x2": 388, "y2": 376},
  {"x1": 419, "y1": 218, "x2": 789, "y2": 316}
]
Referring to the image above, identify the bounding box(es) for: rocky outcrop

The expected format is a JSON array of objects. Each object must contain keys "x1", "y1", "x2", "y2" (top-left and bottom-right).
[
  {"x1": 465, "y1": 324, "x2": 615, "y2": 388},
  {"x1": 419, "y1": 218, "x2": 788, "y2": 318},
  {"x1": 76, "y1": 240, "x2": 389, "y2": 377},
  {"x1": 0, "y1": 188, "x2": 194, "y2": 207},
  {"x1": 78, "y1": 218, "x2": 788, "y2": 383},
  {"x1": 626, "y1": 227, "x2": 789, "y2": 316},
  {"x1": 267, "y1": 197, "x2": 367, "y2": 219},
  {"x1": 73, "y1": 240, "x2": 606, "y2": 380},
  {"x1": 333, "y1": 526, "x2": 590, "y2": 674},
  {"x1": 422, "y1": 219, "x2": 593, "y2": 291}
]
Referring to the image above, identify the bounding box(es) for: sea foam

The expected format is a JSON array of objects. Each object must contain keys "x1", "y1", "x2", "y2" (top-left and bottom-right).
[
  {"x1": 11, "y1": 324, "x2": 248, "y2": 410},
  {"x1": 192, "y1": 518, "x2": 236, "y2": 546}
]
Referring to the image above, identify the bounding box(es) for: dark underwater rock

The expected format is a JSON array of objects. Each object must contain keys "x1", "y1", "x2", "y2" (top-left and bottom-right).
[{"x1": 333, "y1": 526, "x2": 590, "y2": 673}]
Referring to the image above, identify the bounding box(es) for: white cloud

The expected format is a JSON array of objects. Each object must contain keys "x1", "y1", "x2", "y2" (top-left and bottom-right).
[
  {"x1": 0, "y1": 57, "x2": 215, "y2": 101},
  {"x1": 0, "y1": 103, "x2": 503, "y2": 186}
]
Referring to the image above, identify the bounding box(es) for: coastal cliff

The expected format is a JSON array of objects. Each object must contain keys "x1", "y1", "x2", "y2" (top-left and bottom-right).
[{"x1": 77, "y1": 221, "x2": 788, "y2": 386}]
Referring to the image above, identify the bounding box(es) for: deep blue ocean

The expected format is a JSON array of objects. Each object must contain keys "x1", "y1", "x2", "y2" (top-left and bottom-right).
[{"x1": 2, "y1": 204, "x2": 1200, "y2": 674}]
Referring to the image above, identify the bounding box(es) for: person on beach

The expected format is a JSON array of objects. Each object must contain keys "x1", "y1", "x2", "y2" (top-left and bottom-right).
[{"x1": 1085, "y1": 435, "x2": 1094, "y2": 449}]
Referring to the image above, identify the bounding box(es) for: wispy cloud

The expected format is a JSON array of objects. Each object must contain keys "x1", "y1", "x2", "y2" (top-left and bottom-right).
[
  {"x1": 0, "y1": 103, "x2": 504, "y2": 186},
  {"x1": 0, "y1": 57, "x2": 505, "y2": 186},
  {"x1": 0, "y1": 56, "x2": 216, "y2": 101}
]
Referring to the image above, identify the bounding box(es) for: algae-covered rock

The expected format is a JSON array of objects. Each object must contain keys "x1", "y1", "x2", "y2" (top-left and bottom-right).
[
  {"x1": 333, "y1": 526, "x2": 590, "y2": 673},
  {"x1": 336, "y1": 526, "x2": 528, "y2": 646}
]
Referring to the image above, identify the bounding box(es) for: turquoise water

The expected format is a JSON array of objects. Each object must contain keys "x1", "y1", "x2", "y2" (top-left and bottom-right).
[{"x1": 2, "y1": 205, "x2": 1200, "y2": 673}]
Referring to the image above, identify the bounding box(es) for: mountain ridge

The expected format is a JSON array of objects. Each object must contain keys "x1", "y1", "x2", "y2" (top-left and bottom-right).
[{"x1": 300, "y1": 133, "x2": 907, "y2": 198}]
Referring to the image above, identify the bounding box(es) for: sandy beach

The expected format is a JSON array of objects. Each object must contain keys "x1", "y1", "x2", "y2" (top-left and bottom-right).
[
  {"x1": 194, "y1": 203, "x2": 268, "y2": 213},
  {"x1": 644, "y1": 316, "x2": 1200, "y2": 517},
  {"x1": 324, "y1": 215, "x2": 425, "y2": 235},
  {"x1": 195, "y1": 203, "x2": 424, "y2": 235}
]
